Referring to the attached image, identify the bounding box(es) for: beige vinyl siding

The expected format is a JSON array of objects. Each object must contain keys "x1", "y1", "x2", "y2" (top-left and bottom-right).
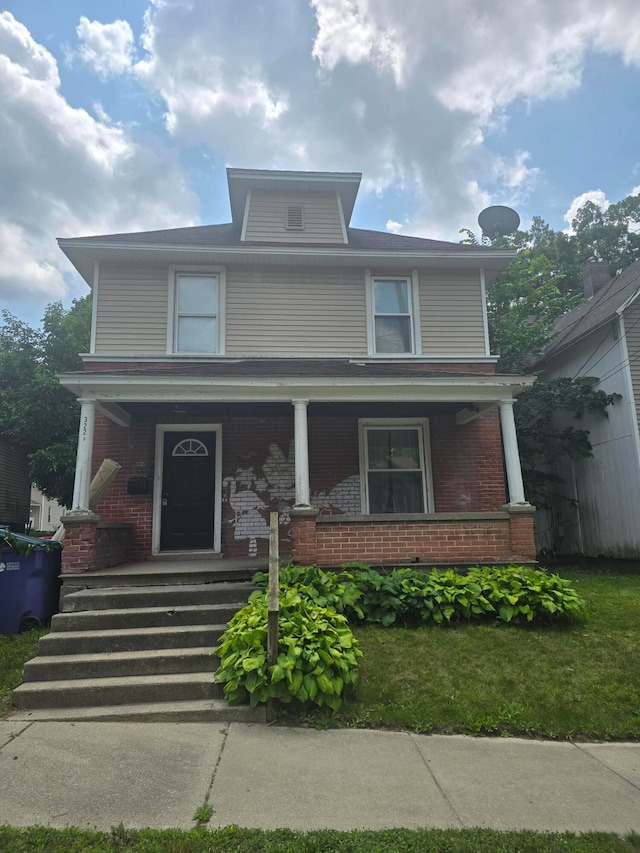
[
  {"x1": 226, "y1": 267, "x2": 367, "y2": 355},
  {"x1": 95, "y1": 266, "x2": 168, "y2": 354},
  {"x1": 624, "y1": 301, "x2": 640, "y2": 422},
  {"x1": 419, "y1": 271, "x2": 486, "y2": 355},
  {"x1": 244, "y1": 191, "x2": 345, "y2": 244}
]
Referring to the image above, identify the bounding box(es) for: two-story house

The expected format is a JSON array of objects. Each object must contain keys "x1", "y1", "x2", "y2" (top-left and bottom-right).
[{"x1": 57, "y1": 168, "x2": 536, "y2": 574}]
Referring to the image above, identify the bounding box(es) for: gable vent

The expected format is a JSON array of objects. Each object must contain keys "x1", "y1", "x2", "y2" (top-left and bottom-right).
[{"x1": 286, "y1": 205, "x2": 304, "y2": 230}]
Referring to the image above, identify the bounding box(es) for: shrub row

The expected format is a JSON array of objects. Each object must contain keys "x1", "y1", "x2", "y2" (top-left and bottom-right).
[{"x1": 253, "y1": 564, "x2": 587, "y2": 627}]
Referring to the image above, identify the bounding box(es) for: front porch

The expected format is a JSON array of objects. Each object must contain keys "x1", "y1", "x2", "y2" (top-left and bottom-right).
[{"x1": 58, "y1": 360, "x2": 536, "y2": 573}]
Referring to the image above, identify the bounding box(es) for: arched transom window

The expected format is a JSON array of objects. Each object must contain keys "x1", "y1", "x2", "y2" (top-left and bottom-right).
[{"x1": 172, "y1": 438, "x2": 209, "y2": 457}]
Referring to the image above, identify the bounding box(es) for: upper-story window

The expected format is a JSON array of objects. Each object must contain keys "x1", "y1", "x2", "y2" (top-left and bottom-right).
[
  {"x1": 366, "y1": 272, "x2": 421, "y2": 355},
  {"x1": 170, "y1": 271, "x2": 225, "y2": 354}
]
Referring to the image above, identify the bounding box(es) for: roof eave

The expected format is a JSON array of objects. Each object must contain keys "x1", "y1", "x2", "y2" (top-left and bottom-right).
[{"x1": 58, "y1": 370, "x2": 535, "y2": 404}]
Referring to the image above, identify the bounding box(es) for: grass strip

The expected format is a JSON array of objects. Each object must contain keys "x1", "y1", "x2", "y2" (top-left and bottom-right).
[
  {"x1": 0, "y1": 825, "x2": 638, "y2": 853},
  {"x1": 0, "y1": 629, "x2": 46, "y2": 717}
]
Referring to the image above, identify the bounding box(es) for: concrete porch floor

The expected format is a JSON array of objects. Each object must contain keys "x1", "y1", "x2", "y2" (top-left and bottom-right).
[{"x1": 77, "y1": 557, "x2": 268, "y2": 577}]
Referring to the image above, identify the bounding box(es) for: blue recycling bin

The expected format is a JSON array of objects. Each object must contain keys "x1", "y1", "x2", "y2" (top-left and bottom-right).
[{"x1": 0, "y1": 528, "x2": 62, "y2": 635}]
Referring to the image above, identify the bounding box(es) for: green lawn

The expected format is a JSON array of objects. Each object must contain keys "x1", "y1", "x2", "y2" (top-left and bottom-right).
[
  {"x1": 0, "y1": 629, "x2": 46, "y2": 718},
  {"x1": 3, "y1": 571, "x2": 640, "y2": 741},
  {"x1": 326, "y1": 569, "x2": 640, "y2": 740},
  {"x1": 0, "y1": 826, "x2": 638, "y2": 853}
]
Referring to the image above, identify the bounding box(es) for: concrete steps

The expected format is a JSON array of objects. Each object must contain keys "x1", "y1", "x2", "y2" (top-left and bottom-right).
[
  {"x1": 14, "y1": 672, "x2": 223, "y2": 708},
  {"x1": 13, "y1": 570, "x2": 265, "y2": 723},
  {"x1": 37, "y1": 624, "x2": 225, "y2": 654},
  {"x1": 10, "y1": 699, "x2": 265, "y2": 723},
  {"x1": 61, "y1": 581, "x2": 255, "y2": 612},
  {"x1": 51, "y1": 603, "x2": 238, "y2": 631},
  {"x1": 22, "y1": 647, "x2": 217, "y2": 681}
]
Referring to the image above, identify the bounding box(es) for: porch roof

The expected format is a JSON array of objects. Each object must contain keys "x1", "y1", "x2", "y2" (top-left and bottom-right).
[{"x1": 59, "y1": 358, "x2": 534, "y2": 409}]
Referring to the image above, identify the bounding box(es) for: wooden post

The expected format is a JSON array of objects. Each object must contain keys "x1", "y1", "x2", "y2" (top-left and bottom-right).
[{"x1": 266, "y1": 512, "x2": 279, "y2": 722}]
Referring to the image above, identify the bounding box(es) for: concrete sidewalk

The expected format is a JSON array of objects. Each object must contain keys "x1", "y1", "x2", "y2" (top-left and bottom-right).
[{"x1": 0, "y1": 720, "x2": 639, "y2": 833}]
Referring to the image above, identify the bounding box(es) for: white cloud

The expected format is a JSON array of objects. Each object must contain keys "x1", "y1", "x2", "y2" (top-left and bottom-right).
[
  {"x1": 123, "y1": 0, "x2": 640, "y2": 241},
  {"x1": 385, "y1": 220, "x2": 402, "y2": 233},
  {"x1": 494, "y1": 152, "x2": 539, "y2": 192},
  {"x1": 76, "y1": 16, "x2": 135, "y2": 79},
  {"x1": 564, "y1": 189, "x2": 610, "y2": 232},
  {"x1": 311, "y1": 0, "x2": 406, "y2": 84},
  {"x1": 0, "y1": 12, "x2": 198, "y2": 317}
]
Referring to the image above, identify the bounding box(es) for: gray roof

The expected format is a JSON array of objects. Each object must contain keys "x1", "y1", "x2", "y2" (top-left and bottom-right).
[
  {"x1": 58, "y1": 222, "x2": 500, "y2": 255},
  {"x1": 542, "y1": 259, "x2": 640, "y2": 361},
  {"x1": 80, "y1": 358, "x2": 501, "y2": 380}
]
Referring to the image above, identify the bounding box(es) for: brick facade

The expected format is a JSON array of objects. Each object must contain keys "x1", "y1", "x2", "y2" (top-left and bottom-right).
[
  {"x1": 430, "y1": 410, "x2": 506, "y2": 511},
  {"x1": 61, "y1": 513, "x2": 134, "y2": 574},
  {"x1": 84, "y1": 403, "x2": 527, "y2": 565},
  {"x1": 314, "y1": 516, "x2": 512, "y2": 564}
]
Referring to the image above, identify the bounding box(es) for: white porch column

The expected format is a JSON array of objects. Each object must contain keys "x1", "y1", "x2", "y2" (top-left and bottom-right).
[
  {"x1": 72, "y1": 399, "x2": 96, "y2": 510},
  {"x1": 292, "y1": 398, "x2": 311, "y2": 507},
  {"x1": 499, "y1": 399, "x2": 527, "y2": 505}
]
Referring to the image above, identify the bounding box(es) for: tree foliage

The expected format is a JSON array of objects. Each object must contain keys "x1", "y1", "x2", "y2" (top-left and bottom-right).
[
  {"x1": 464, "y1": 192, "x2": 640, "y2": 507},
  {"x1": 514, "y1": 377, "x2": 620, "y2": 508},
  {"x1": 0, "y1": 298, "x2": 91, "y2": 507}
]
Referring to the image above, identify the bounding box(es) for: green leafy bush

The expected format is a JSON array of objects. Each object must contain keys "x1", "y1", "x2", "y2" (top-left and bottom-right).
[
  {"x1": 255, "y1": 564, "x2": 587, "y2": 627},
  {"x1": 254, "y1": 565, "x2": 365, "y2": 618},
  {"x1": 215, "y1": 589, "x2": 362, "y2": 710},
  {"x1": 465, "y1": 565, "x2": 587, "y2": 623}
]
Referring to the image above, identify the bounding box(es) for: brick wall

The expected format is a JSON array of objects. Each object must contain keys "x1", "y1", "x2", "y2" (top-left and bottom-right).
[
  {"x1": 61, "y1": 515, "x2": 133, "y2": 573},
  {"x1": 91, "y1": 414, "x2": 155, "y2": 559},
  {"x1": 221, "y1": 416, "x2": 294, "y2": 557},
  {"x1": 430, "y1": 410, "x2": 506, "y2": 512},
  {"x1": 314, "y1": 517, "x2": 513, "y2": 565},
  {"x1": 89, "y1": 406, "x2": 511, "y2": 560},
  {"x1": 509, "y1": 511, "x2": 536, "y2": 559}
]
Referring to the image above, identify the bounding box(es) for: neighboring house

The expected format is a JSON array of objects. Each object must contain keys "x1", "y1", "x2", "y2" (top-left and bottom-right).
[
  {"x1": 0, "y1": 439, "x2": 30, "y2": 533},
  {"x1": 536, "y1": 258, "x2": 640, "y2": 558},
  {"x1": 56, "y1": 168, "x2": 536, "y2": 573},
  {"x1": 30, "y1": 485, "x2": 66, "y2": 533}
]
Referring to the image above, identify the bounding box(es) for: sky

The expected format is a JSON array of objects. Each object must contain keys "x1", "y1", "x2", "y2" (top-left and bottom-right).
[{"x1": 1, "y1": 0, "x2": 640, "y2": 323}]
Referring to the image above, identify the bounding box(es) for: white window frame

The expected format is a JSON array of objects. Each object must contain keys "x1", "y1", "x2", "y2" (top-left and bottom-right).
[
  {"x1": 365, "y1": 270, "x2": 422, "y2": 356},
  {"x1": 358, "y1": 418, "x2": 433, "y2": 514},
  {"x1": 167, "y1": 266, "x2": 226, "y2": 355}
]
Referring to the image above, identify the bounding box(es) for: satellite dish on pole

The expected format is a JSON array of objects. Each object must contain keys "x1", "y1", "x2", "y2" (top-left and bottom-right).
[{"x1": 478, "y1": 205, "x2": 520, "y2": 241}]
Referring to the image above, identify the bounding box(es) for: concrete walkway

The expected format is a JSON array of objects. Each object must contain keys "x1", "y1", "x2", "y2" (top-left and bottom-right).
[{"x1": 0, "y1": 720, "x2": 639, "y2": 833}]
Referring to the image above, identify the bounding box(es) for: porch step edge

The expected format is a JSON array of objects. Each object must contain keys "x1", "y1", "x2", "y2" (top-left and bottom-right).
[
  {"x1": 8, "y1": 699, "x2": 266, "y2": 723},
  {"x1": 51, "y1": 604, "x2": 238, "y2": 631},
  {"x1": 38, "y1": 624, "x2": 225, "y2": 654},
  {"x1": 12, "y1": 671, "x2": 221, "y2": 709},
  {"x1": 22, "y1": 647, "x2": 219, "y2": 681}
]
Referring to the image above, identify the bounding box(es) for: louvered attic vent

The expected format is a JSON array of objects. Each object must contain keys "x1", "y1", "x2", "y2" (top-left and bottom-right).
[{"x1": 286, "y1": 205, "x2": 304, "y2": 230}]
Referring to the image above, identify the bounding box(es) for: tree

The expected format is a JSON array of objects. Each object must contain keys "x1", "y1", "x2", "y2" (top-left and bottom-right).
[
  {"x1": 513, "y1": 377, "x2": 619, "y2": 509},
  {"x1": 0, "y1": 297, "x2": 91, "y2": 507},
  {"x1": 463, "y1": 191, "x2": 640, "y2": 507}
]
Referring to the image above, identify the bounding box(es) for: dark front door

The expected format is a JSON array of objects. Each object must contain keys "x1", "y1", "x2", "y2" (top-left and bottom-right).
[{"x1": 160, "y1": 431, "x2": 215, "y2": 551}]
